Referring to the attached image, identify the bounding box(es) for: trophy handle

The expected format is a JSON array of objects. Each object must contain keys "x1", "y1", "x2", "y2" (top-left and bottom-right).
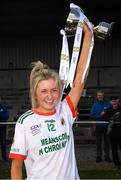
[
  {"x1": 93, "y1": 22, "x2": 115, "y2": 40},
  {"x1": 64, "y1": 2, "x2": 115, "y2": 40}
]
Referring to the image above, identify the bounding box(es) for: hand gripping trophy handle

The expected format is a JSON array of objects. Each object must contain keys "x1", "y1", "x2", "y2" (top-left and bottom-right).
[
  {"x1": 64, "y1": 3, "x2": 114, "y2": 40},
  {"x1": 59, "y1": 3, "x2": 114, "y2": 96}
]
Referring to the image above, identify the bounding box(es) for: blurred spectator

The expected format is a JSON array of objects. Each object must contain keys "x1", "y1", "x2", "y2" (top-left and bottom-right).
[
  {"x1": 103, "y1": 96, "x2": 121, "y2": 169},
  {"x1": 0, "y1": 96, "x2": 9, "y2": 161},
  {"x1": 90, "y1": 90, "x2": 111, "y2": 163}
]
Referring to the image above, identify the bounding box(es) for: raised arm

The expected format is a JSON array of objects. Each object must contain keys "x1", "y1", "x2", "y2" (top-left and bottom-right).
[{"x1": 68, "y1": 22, "x2": 93, "y2": 109}]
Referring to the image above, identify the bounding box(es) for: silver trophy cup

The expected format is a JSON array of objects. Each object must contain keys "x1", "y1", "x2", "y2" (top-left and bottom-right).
[
  {"x1": 64, "y1": 3, "x2": 84, "y2": 36},
  {"x1": 64, "y1": 4, "x2": 114, "y2": 40},
  {"x1": 93, "y1": 22, "x2": 115, "y2": 40}
]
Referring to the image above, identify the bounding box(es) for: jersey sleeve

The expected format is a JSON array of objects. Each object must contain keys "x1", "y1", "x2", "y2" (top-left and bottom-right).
[
  {"x1": 66, "y1": 96, "x2": 78, "y2": 118},
  {"x1": 61, "y1": 95, "x2": 78, "y2": 125},
  {"x1": 9, "y1": 122, "x2": 27, "y2": 160}
]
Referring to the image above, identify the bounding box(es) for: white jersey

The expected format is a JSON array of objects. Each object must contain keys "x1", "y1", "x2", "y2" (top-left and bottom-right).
[{"x1": 9, "y1": 96, "x2": 80, "y2": 180}]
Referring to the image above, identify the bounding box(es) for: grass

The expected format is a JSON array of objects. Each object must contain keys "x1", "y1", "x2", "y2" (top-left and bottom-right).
[
  {"x1": 1, "y1": 165, "x2": 121, "y2": 179},
  {"x1": 0, "y1": 163, "x2": 10, "y2": 179},
  {"x1": 1, "y1": 140, "x2": 121, "y2": 179},
  {"x1": 79, "y1": 169, "x2": 121, "y2": 179}
]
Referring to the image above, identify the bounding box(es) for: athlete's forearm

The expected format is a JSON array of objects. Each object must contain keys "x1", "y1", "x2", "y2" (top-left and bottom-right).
[
  {"x1": 69, "y1": 23, "x2": 93, "y2": 109},
  {"x1": 75, "y1": 23, "x2": 92, "y2": 85}
]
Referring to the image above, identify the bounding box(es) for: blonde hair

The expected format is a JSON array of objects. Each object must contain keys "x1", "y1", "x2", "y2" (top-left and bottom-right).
[{"x1": 29, "y1": 61, "x2": 62, "y2": 108}]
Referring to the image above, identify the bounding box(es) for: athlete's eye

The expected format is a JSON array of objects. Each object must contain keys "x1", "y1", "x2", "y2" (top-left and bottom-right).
[
  {"x1": 52, "y1": 89, "x2": 58, "y2": 92},
  {"x1": 41, "y1": 89, "x2": 47, "y2": 93}
]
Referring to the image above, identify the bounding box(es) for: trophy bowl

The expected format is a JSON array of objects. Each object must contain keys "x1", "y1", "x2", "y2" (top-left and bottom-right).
[
  {"x1": 64, "y1": 3, "x2": 114, "y2": 40},
  {"x1": 64, "y1": 4, "x2": 84, "y2": 36},
  {"x1": 94, "y1": 22, "x2": 115, "y2": 40}
]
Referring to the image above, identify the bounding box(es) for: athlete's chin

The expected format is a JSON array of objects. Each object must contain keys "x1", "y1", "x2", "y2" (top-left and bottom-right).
[{"x1": 44, "y1": 104, "x2": 56, "y2": 111}]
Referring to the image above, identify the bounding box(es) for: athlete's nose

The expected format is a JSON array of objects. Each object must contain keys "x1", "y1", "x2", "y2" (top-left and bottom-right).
[{"x1": 47, "y1": 91, "x2": 53, "y2": 99}]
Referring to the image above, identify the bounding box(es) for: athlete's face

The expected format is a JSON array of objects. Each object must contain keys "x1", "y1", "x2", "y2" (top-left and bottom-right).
[{"x1": 36, "y1": 78, "x2": 60, "y2": 112}]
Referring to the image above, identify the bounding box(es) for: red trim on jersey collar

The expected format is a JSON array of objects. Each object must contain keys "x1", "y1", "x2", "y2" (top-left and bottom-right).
[
  {"x1": 9, "y1": 153, "x2": 26, "y2": 160},
  {"x1": 66, "y1": 95, "x2": 78, "y2": 118},
  {"x1": 32, "y1": 109, "x2": 56, "y2": 116}
]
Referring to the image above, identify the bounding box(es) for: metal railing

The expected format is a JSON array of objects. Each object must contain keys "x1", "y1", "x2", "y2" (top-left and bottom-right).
[{"x1": 0, "y1": 121, "x2": 110, "y2": 125}]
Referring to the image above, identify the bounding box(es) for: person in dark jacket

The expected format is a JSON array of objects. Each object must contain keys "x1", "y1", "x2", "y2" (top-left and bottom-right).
[
  {"x1": 0, "y1": 96, "x2": 9, "y2": 161},
  {"x1": 103, "y1": 96, "x2": 121, "y2": 169},
  {"x1": 90, "y1": 90, "x2": 111, "y2": 162}
]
